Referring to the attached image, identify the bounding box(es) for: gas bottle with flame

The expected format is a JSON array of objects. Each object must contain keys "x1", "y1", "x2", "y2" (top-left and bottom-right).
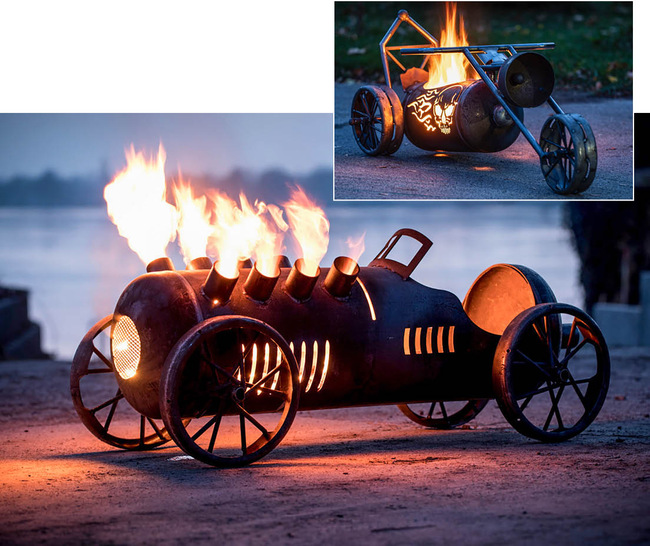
[{"x1": 403, "y1": 79, "x2": 524, "y2": 153}]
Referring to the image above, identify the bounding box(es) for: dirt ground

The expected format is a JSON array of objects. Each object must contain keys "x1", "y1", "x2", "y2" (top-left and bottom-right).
[{"x1": 1, "y1": 349, "x2": 649, "y2": 545}]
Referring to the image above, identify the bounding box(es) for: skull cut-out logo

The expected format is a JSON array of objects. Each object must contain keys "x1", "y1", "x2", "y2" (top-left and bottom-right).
[{"x1": 407, "y1": 85, "x2": 463, "y2": 134}]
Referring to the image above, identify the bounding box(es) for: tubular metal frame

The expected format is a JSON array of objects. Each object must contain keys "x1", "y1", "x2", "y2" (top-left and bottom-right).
[{"x1": 378, "y1": 10, "x2": 563, "y2": 160}]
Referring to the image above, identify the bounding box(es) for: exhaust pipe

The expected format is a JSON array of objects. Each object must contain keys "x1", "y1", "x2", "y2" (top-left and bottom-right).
[
  {"x1": 146, "y1": 257, "x2": 175, "y2": 273},
  {"x1": 186, "y1": 257, "x2": 212, "y2": 271},
  {"x1": 324, "y1": 256, "x2": 359, "y2": 298},
  {"x1": 243, "y1": 261, "x2": 280, "y2": 303},
  {"x1": 285, "y1": 258, "x2": 321, "y2": 302},
  {"x1": 202, "y1": 263, "x2": 239, "y2": 304}
]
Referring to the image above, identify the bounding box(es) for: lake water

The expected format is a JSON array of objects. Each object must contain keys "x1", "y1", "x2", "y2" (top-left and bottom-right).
[{"x1": 0, "y1": 203, "x2": 581, "y2": 359}]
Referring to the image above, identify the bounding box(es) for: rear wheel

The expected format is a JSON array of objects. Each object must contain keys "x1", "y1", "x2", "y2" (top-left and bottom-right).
[
  {"x1": 350, "y1": 85, "x2": 400, "y2": 156},
  {"x1": 398, "y1": 399, "x2": 488, "y2": 429},
  {"x1": 493, "y1": 303, "x2": 610, "y2": 442},
  {"x1": 70, "y1": 315, "x2": 175, "y2": 450}
]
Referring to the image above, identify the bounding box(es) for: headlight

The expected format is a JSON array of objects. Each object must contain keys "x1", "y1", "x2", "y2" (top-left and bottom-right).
[{"x1": 112, "y1": 315, "x2": 141, "y2": 379}]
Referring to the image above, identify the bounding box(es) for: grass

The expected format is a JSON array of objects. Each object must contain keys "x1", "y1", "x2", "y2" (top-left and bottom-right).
[{"x1": 335, "y1": 1, "x2": 632, "y2": 97}]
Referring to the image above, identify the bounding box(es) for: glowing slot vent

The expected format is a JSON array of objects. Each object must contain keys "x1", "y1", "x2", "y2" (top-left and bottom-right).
[
  {"x1": 357, "y1": 279, "x2": 376, "y2": 321},
  {"x1": 112, "y1": 315, "x2": 141, "y2": 379},
  {"x1": 305, "y1": 341, "x2": 319, "y2": 392},
  {"x1": 316, "y1": 340, "x2": 330, "y2": 392}
]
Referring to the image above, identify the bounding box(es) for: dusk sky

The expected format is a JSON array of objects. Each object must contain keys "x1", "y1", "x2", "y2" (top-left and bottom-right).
[{"x1": 0, "y1": 114, "x2": 332, "y2": 179}]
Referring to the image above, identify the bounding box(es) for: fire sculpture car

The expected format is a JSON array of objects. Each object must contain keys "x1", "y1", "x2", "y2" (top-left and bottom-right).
[
  {"x1": 71, "y1": 228, "x2": 610, "y2": 467},
  {"x1": 349, "y1": 10, "x2": 597, "y2": 195}
]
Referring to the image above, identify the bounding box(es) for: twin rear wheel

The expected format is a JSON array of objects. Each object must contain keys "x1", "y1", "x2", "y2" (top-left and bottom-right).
[{"x1": 350, "y1": 84, "x2": 404, "y2": 156}]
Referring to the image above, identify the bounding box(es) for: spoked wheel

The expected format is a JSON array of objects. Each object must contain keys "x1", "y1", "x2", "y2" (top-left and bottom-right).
[
  {"x1": 160, "y1": 316, "x2": 300, "y2": 468},
  {"x1": 568, "y1": 113, "x2": 598, "y2": 193},
  {"x1": 350, "y1": 85, "x2": 403, "y2": 156},
  {"x1": 398, "y1": 399, "x2": 489, "y2": 429},
  {"x1": 493, "y1": 303, "x2": 610, "y2": 442},
  {"x1": 539, "y1": 114, "x2": 589, "y2": 195},
  {"x1": 70, "y1": 315, "x2": 176, "y2": 450}
]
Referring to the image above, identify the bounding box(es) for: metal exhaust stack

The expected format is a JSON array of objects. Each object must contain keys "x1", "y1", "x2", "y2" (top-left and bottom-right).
[
  {"x1": 243, "y1": 261, "x2": 280, "y2": 303},
  {"x1": 146, "y1": 257, "x2": 175, "y2": 272},
  {"x1": 285, "y1": 258, "x2": 321, "y2": 302},
  {"x1": 202, "y1": 263, "x2": 239, "y2": 305},
  {"x1": 323, "y1": 256, "x2": 359, "y2": 298},
  {"x1": 186, "y1": 257, "x2": 212, "y2": 271}
]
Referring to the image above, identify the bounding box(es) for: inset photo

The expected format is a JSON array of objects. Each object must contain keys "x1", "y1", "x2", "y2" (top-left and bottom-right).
[{"x1": 334, "y1": 1, "x2": 633, "y2": 200}]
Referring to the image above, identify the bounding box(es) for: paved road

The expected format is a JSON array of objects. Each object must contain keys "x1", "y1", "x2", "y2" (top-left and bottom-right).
[
  {"x1": 335, "y1": 83, "x2": 633, "y2": 200},
  {"x1": 1, "y1": 353, "x2": 649, "y2": 545}
]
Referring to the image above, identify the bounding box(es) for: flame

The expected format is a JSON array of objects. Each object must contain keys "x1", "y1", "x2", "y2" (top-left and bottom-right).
[
  {"x1": 338, "y1": 232, "x2": 365, "y2": 275},
  {"x1": 345, "y1": 232, "x2": 366, "y2": 264},
  {"x1": 172, "y1": 176, "x2": 213, "y2": 265},
  {"x1": 424, "y1": 3, "x2": 477, "y2": 89},
  {"x1": 208, "y1": 192, "x2": 286, "y2": 279},
  {"x1": 283, "y1": 186, "x2": 330, "y2": 277},
  {"x1": 104, "y1": 144, "x2": 178, "y2": 264}
]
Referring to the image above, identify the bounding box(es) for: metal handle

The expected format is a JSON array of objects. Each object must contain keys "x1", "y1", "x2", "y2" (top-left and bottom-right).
[{"x1": 369, "y1": 228, "x2": 433, "y2": 280}]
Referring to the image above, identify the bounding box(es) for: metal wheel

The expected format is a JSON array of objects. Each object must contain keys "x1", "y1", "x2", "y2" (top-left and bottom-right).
[
  {"x1": 350, "y1": 85, "x2": 395, "y2": 156},
  {"x1": 398, "y1": 399, "x2": 489, "y2": 429},
  {"x1": 70, "y1": 315, "x2": 175, "y2": 450},
  {"x1": 539, "y1": 114, "x2": 588, "y2": 195},
  {"x1": 383, "y1": 85, "x2": 405, "y2": 155},
  {"x1": 493, "y1": 303, "x2": 610, "y2": 442},
  {"x1": 160, "y1": 316, "x2": 300, "y2": 467},
  {"x1": 569, "y1": 113, "x2": 597, "y2": 193}
]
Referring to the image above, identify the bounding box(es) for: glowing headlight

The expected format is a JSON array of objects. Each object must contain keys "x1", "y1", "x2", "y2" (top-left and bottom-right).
[{"x1": 112, "y1": 315, "x2": 141, "y2": 379}]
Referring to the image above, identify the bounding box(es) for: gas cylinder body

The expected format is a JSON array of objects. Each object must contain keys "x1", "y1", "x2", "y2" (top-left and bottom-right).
[
  {"x1": 110, "y1": 265, "x2": 498, "y2": 419},
  {"x1": 403, "y1": 80, "x2": 524, "y2": 153}
]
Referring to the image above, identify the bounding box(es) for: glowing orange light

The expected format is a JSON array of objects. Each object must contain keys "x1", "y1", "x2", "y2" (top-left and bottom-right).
[
  {"x1": 424, "y1": 3, "x2": 477, "y2": 89},
  {"x1": 104, "y1": 144, "x2": 178, "y2": 264},
  {"x1": 284, "y1": 186, "x2": 330, "y2": 277},
  {"x1": 172, "y1": 177, "x2": 213, "y2": 265}
]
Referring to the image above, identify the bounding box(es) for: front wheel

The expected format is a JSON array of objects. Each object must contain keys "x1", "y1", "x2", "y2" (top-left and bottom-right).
[
  {"x1": 160, "y1": 316, "x2": 300, "y2": 467},
  {"x1": 539, "y1": 114, "x2": 590, "y2": 195},
  {"x1": 493, "y1": 303, "x2": 610, "y2": 442}
]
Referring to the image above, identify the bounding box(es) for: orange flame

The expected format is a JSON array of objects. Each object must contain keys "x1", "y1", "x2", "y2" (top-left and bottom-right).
[
  {"x1": 345, "y1": 232, "x2": 366, "y2": 271},
  {"x1": 283, "y1": 186, "x2": 330, "y2": 277},
  {"x1": 424, "y1": 3, "x2": 477, "y2": 89},
  {"x1": 208, "y1": 192, "x2": 286, "y2": 279},
  {"x1": 172, "y1": 177, "x2": 213, "y2": 265},
  {"x1": 103, "y1": 145, "x2": 178, "y2": 265}
]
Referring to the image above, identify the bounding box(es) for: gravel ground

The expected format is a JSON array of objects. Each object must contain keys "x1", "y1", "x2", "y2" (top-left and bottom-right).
[
  {"x1": 334, "y1": 83, "x2": 634, "y2": 200},
  {"x1": 0, "y1": 349, "x2": 649, "y2": 545}
]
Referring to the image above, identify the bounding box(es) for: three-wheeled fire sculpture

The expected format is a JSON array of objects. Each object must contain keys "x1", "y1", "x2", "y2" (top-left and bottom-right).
[
  {"x1": 349, "y1": 8, "x2": 598, "y2": 195},
  {"x1": 72, "y1": 165, "x2": 610, "y2": 467}
]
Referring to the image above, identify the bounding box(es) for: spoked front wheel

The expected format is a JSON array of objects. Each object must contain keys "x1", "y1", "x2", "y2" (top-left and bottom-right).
[
  {"x1": 70, "y1": 315, "x2": 176, "y2": 450},
  {"x1": 539, "y1": 114, "x2": 589, "y2": 195},
  {"x1": 161, "y1": 316, "x2": 300, "y2": 467},
  {"x1": 398, "y1": 399, "x2": 489, "y2": 429},
  {"x1": 493, "y1": 303, "x2": 610, "y2": 442}
]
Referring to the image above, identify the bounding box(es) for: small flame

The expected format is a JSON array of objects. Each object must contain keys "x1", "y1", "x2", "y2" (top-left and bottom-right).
[
  {"x1": 172, "y1": 177, "x2": 213, "y2": 265},
  {"x1": 283, "y1": 186, "x2": 330, "y2": 277},
  {"x1": 208, "y1": 192, "x2": 286, "y2": 279},
  {"x1": 424, "y1": 3, "x2": 477, "y2": 89},
  {"x1": 345, "y1": 232, "x2": 366, "y2": 263},
  {"x1": 104, "y1": 144, "x2": 178, "y2": 265}
]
